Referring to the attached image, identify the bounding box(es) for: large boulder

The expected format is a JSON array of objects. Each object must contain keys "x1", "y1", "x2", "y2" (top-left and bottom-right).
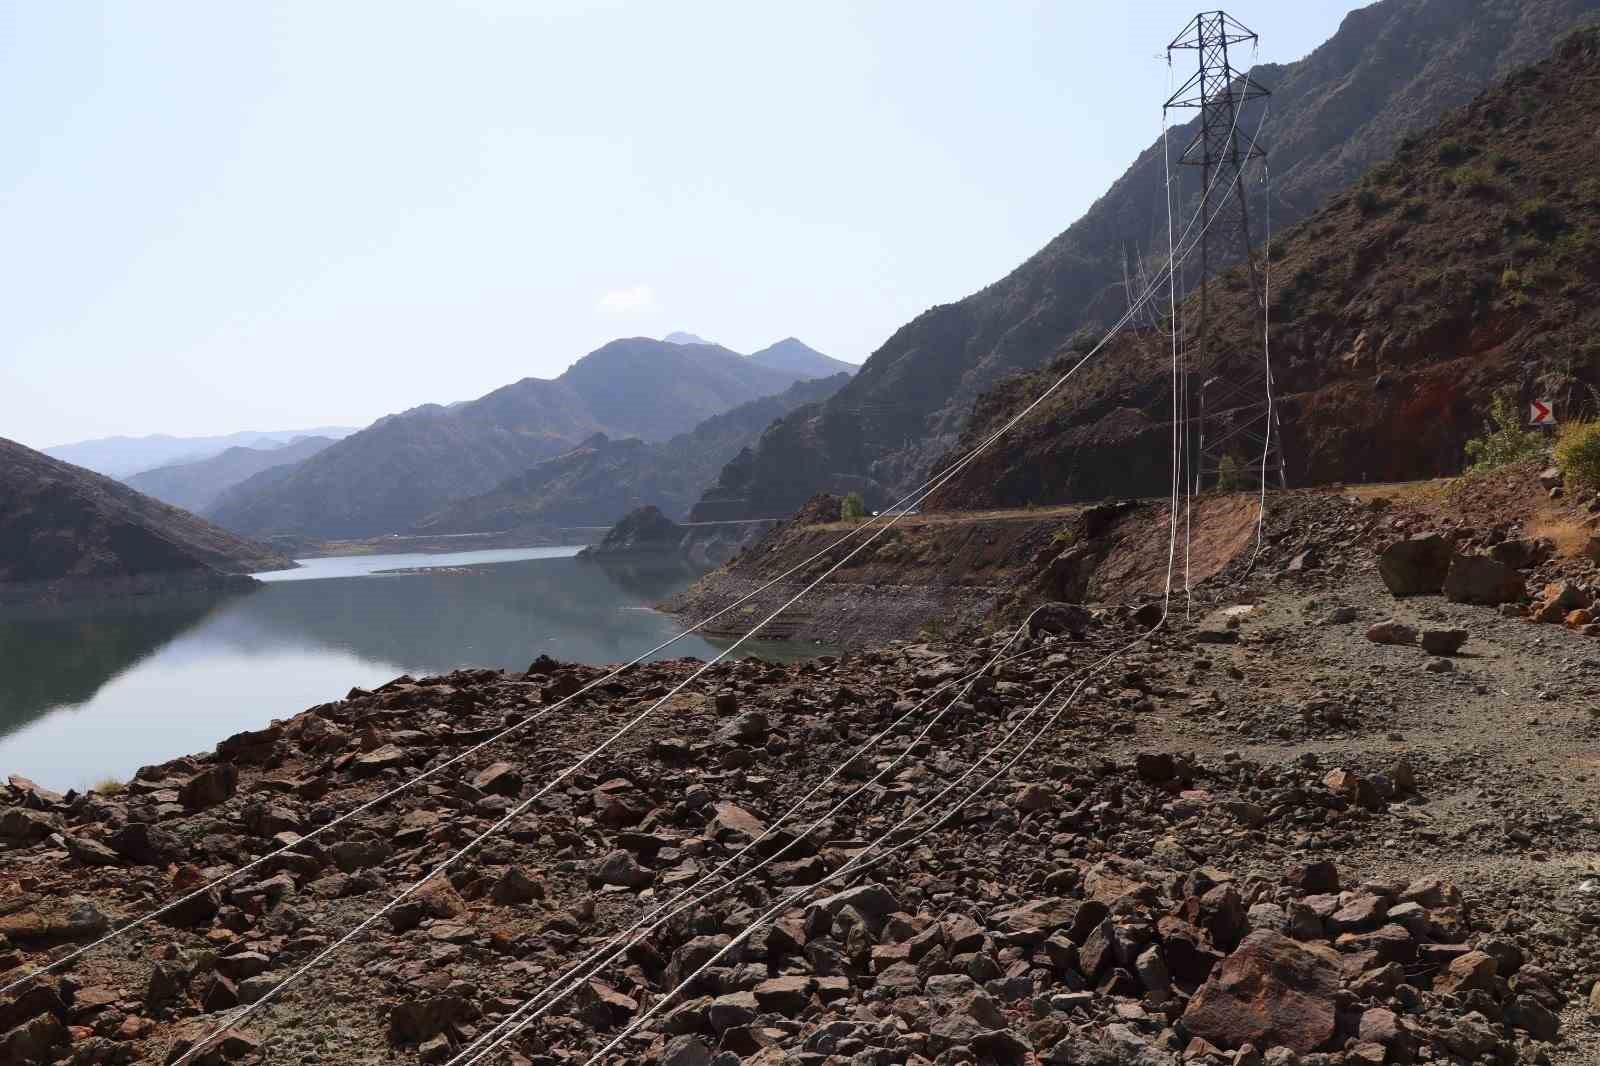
[
  {"x1": 1182, "y1": 928, "x2": 1340, "y2": 1054},
  {"x1": 1443, "y1": 554, "x2": 1525, "y2": 605},
  {"x1": 0, "y1": 808, "x2": 62, "y2": 844},
  {"x1": 179, "y1": 764, "x2": 238, "y2": 811},
  {"x1": 1378, "y1": 534, "x2": 1452, "y2": 596}
]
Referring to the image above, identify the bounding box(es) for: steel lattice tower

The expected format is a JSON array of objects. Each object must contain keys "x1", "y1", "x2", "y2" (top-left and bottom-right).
[{"x1": 1166, "y1": 10, "x2": 1286, "y2": 490}]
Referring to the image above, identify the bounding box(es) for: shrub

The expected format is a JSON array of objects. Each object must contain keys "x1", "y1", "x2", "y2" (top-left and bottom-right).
[
  {"x1": 1464, "y1": 394, "x2": 1544, "y2": 471},
  {"x1": 1436, "y1": 139, "x2": 1473, "y2": 166},
  {"x1": 841, "y1": 492, "x2": 866, "y2": 522},
  {"x1": 1355, "y1": 188, "x2": 1386, "y2": 215},
  {"x1": 1554, "y1": 420, "x2": 1600, "y2": 491},
  {"x1": 1216, "y1": 454, "x2": 1253, "y2": 491},
  {"x1": 1519, "y1": 198, "x2": 1567, "y2": 239},
  {"x1": 92, "y1": 776, "x2": 125, "y2": 796},
  {"x1": 1455, "y1": 165, "x2": 1504, "y2": 200}
]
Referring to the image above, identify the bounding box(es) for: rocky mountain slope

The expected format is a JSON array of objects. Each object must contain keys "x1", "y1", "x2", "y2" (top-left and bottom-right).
[
  {"x1": 42, "y1": 427, "x2": 357, "y2": 479},
  {"x1": 413, "y1": 374, "x2": 850, "y2": 534},
  {"x1": 0, "y1": 437, "x2": 290, "y2": 597},
  {"x1": 124, "y1": 437, "x2": 336, "y2": 515},
  {"x1": 695, "y1": 0, "x2": 1600, "y2": 518},
  {"x1": 927, "y1": 28, "x2": 1600, "y2": 510},
  {"x1": 209, "y1": 338, "x2": 825, "y2": 540},
  {"x1": 2, "y1": 469, "x2": 1599, "y2": 1064}
]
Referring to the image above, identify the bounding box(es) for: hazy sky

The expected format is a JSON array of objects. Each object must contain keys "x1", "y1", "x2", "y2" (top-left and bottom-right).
[{"x1": 2, "y1": 1, "x2": 1365, "y2": 449}]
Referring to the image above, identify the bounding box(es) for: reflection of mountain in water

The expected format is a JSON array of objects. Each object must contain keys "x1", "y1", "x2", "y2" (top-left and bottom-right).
[
  {"x1": 0, "y1": 554, "x2": 817, "y2": 786},
  {"x1": 0, "y1": 590, "x2": 240, "y2": 739},
  {"x1": 197, "y1": 556, "x2": 721, "y2": 673}
]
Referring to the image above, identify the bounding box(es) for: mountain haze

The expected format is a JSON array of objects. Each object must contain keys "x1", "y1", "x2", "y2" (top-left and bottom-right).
[
  {"x1": 43, "y1": 427, "x2": 358, "y2": 479},
  {"x1": 413, "y1": 372, "x2": 851, "y2": 533},
  {"x1": 211, "y1": 337, "x2": 832, "y2": 539},
  {"x1": 747, "y1": 338, "x2": 856, "y2": 378},
  {"x1": 695, "y1": 0, "x2": 1600, "y2": 518},
  {"x1": 124, "y1": 436, "x2": 336, "y2": 514}
]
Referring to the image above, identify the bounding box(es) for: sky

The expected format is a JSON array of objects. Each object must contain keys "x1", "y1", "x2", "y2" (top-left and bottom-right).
[{"x1": 1, "y1": 1, "x2": 1367, "y2": 449}]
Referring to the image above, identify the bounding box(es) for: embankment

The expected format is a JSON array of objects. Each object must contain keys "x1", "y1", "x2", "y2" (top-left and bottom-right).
[{"x1": 662, "y1": 495, "x2": 1262, "y2": 643}]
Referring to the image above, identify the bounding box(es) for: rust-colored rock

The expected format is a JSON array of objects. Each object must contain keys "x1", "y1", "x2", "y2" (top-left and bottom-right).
[{"x1": 1182, "y1": 929, "x2": 1340, "y2": 1054}]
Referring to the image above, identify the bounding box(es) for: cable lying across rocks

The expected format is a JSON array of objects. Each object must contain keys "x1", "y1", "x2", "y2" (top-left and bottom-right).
[
  {"x1": 438, "y1": 607, "x2": 1066, "y2": 1065},
  {"x1": 163, "y1": 93, "x2": 1268, "y2": 1063},
  {"x1": 6, "y1": 528, "x2": 1600, "y2": 1065}
]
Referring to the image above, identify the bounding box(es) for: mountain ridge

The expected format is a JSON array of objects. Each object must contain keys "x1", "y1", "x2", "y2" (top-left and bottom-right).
[
  {"x1": 43, "y1": 426, "x2": 359, "y2": 479},
  {"x1": 747, "y1": 337, "x2": 856, "y2": 378},
  {"x1": 124, "y1": 436, "x2": 337, "y2": 514},
  {"x1": 0, "y1": 437, "x2": 291, "y2": 596},
  {"x1": 210, "y1": 336, "x2": 832, "y2": 539},
  {"x1": 925, "y1": 27, "x2": 1600, "y2": 509},
  {"x1": 692, "y1": 0, "x2": 1600, "y2": 519},
  {"x1": 412, "y1": 372, "x2": 852, "y2": 533}
]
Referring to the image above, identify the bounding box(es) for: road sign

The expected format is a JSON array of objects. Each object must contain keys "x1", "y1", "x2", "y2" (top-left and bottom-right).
[{"x1": 1530, "y1": 400, "x2": 1556, "y2": 426}]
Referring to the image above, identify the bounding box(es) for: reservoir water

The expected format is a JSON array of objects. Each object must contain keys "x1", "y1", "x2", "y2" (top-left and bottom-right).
[{"x1": 0, "y1": 547, "x2": 802, "y2": 790}]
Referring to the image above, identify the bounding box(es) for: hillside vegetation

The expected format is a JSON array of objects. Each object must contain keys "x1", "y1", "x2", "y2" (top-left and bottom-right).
[
  {"x1": 414, "y1": 373, "x2": 850, "y2": 533},
  {"x1": 0, "y1": 437, "x2": 290, "y2": 589},
  {"x1": 927, "y1": 29, "x2": 1600, "y2": 509},
  {"x1": 694, "y1": 0, "x2": 1600, "y2": 518},
  {"x1": 210, "y1": 337, "x2": 828, "y2": 539}
]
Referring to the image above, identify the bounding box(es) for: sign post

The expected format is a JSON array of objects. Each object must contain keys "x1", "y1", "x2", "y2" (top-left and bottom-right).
[{"x1": 1530, "y1": 400, "x2": 1556, "y2": 427}]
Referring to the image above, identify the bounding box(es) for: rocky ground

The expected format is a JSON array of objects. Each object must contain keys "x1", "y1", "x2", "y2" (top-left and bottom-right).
[{"x1": 2, "y1": 469, "x2": 1600, "y2": 1066}]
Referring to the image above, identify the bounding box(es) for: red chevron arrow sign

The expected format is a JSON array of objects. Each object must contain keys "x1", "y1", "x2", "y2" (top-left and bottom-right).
[{"x1": 1530, "y1": 400, "x2": 1556, "y2": 426}]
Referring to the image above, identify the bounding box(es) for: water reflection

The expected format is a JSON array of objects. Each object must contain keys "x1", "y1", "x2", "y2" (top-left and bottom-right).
[
  {"x1": 0, "y1": 550, "x2": 810, "y2": 790},
  {"x1": 0, "y1": 592, "x2": 239, "y2": 738}
]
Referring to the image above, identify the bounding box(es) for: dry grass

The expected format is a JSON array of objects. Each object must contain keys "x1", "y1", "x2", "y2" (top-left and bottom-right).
[
  {"x1": 91, "y1": 776, "x2": 125, "y2": 796},
  {"x1": 1345, "y1": 478, "x2": 1457, "y2": 506},
  {"x1": 1526, "y1": 515, "x2": 1595, "y2": 559}
]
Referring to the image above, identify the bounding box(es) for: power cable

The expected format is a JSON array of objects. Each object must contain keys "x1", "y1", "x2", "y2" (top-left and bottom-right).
[
  {"x1": 442, "y1": 607, "x2": 1065, "y2": 1066},
  {"x1": 452, "y1": 82, "x2": 1269, "y2": 1066},
  {"x1": 176, "y1": 61, "x2": 1268, "y2": 1062}
]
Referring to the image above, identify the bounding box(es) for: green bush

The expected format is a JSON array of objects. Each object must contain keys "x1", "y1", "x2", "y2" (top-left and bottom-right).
[
  {"x1": 1519, "y1": 198, "x2": 1567, "y2": 239},
  {"x1": 1216, "y1": 454, "x2": 1253, "y2": 491},
  {"x1": 1355, "y1": 188, "x2": 1385, "y2": 215},
  {"x1": 1554, "y1": 420, "x2": 1600, "y2": 490},
  {"x1": 1436, "y1": 140, "x2": 1473, "y2": 166},
  {"x1": 841, "y1": 492, "x2": 866, "y2": 522},
  {"x1": 1454, "y1": 165, "x2": 1504, "y2": 200},
  {"x1": 1464, "y1": 394, "x2": 1544, "y2": 471}
]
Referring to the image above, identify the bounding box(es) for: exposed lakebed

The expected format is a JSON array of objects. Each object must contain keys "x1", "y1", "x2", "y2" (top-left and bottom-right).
[{"x1": 0, "y1": 547, "x2": 810, "y2": 790}]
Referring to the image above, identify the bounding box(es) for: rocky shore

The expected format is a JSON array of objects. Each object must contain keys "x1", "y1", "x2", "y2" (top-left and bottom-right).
[{"x1": 2, "y1": 469, "x2": 1600, "y2": 1065}]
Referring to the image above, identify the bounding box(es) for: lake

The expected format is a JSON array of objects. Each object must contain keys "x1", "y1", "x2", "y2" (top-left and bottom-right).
[{"x1": 0, "y1": 548, "x2": 809, "y2": 791}]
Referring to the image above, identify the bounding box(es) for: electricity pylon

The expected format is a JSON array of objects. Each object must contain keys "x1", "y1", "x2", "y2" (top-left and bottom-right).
[{"x1": 1166, "y1": 10, "x2": 1286, "y2": 490}]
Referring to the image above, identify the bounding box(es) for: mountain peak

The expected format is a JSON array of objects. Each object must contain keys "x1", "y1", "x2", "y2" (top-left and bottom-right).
[
  {"x1": 663, "y1": 331, "x2": 713, "y2": 346},
  {"x1": 747, "y1": 338, "x2": 857, "y2": 379}
]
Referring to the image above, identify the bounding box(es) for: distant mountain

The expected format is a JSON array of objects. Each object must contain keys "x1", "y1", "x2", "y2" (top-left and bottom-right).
[
  {"x1": 747, "y1": 338, "x2": 856, "y2": 378},
  {"x1": 412, "y1": 373, "x2": 851, "y2": 533},
  {"x1": 664, "y1": 331, "x2": 714, "y2": 346},
  {"x1": 0, "y1": 437, "x2": 290, "y2": 595},
  {"x1": 124, "y1": 436, "x2": 337, "y2": 514},
  {"x1": 43, "y1": 427, "x2": 359, "y2": 479},
  {"x1": 557, "y1": 337, "x2": 802, "y2": 442},
  {"x1": 211, "y1": 337, "x2": 819, "y2": 539},
  {"x1": 695, "y1": 0, "x2": 1600, "y2": 519}
]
